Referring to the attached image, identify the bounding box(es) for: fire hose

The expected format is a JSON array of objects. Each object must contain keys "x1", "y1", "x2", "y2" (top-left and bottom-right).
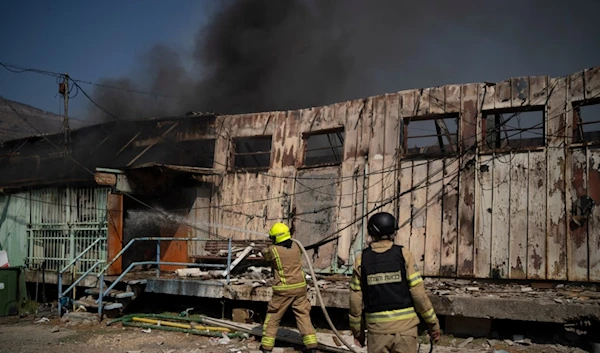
[
  {"x1": 291, "y1": 238, "x2": 360, "y2": 353},
  {"x1": 291, "y1": 238, "x2": 434, "y2": 353}
]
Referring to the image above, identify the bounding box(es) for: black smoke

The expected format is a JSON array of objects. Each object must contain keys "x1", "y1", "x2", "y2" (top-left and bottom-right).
[{"x1": 89, "y1": 0, "x2": 600, "y2": 122}]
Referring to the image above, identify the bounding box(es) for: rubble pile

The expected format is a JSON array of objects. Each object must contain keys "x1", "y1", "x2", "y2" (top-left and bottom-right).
[{"x1": 422, "y1": 278, "x2": 600, "y2": 304}]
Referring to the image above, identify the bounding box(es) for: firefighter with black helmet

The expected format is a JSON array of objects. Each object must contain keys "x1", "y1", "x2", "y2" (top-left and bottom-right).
[
  {"x1": 260, "y1": 222, "x2": 318, "y2": 353},
  {"x1": 349, "y1": 212, "x2": 441, "y2": 352}
]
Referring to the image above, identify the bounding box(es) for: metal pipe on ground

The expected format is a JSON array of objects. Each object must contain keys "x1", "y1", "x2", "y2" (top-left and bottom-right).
[{"x1": 132, "y1": 317, "x2": 231, "y2": 332}]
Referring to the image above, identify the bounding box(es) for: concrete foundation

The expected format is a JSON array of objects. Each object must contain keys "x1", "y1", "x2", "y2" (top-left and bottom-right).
[{"x1": 145, "y1": 278, "x2": 600, "y2": 324}]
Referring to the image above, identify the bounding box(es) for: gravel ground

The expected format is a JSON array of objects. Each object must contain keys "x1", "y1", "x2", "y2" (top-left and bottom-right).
[{"x1": 0, "y1": 316, "x2": 590, "y2": 353}]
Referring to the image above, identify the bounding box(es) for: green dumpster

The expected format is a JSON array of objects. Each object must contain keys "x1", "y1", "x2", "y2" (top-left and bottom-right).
[{"x1": 0, "y1": 267, "x2": 20, "y2": 317}]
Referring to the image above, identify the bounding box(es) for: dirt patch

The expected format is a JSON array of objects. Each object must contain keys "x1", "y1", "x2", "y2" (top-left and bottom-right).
[{"x1": 0, "y1": 317, "x2": 590, "y2": 353}]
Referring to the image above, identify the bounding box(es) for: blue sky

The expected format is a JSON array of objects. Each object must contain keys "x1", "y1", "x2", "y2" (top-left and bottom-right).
[{"x1": 0, "y1": 0, "x2": 217, "y2": 118}]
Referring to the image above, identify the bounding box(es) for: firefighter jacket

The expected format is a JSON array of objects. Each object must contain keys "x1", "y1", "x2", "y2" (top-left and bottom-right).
[
  {"x1": 349, "y1": 240, "x2": 441, "y2": 335},
  {"x1": 263, "y1": 240, "x2": 308, "y2": 296}
]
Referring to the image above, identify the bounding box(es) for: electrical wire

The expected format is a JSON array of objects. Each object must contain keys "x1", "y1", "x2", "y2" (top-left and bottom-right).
[{"x1": 2, "y1": 61, "x2": 594, "y2": 251}]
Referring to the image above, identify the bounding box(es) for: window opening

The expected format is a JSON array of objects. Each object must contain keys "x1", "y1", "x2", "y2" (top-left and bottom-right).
[
  {"x1": 232, "y1": 136, "x2": 272, "y2": 170},
  {"x1": 303, "y1": 129, "x2": 345, "y2": 167},
  {"x1": 482, "y1": 108, "x2": 545, "y2": 150},
  {"x1": 401, "y1": 114, "x2": 459, "y2": 156},
  {"x1": 573, "y1": 100, "x2": 600, "y2": 143}
]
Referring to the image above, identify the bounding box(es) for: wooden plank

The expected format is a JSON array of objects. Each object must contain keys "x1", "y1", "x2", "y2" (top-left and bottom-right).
[
  {"x1": 569, "y1": 70, "x2": 585, "y2": 102},
  {"x1": 491, "y1": 154, "x2": 510, "y2": 279},
  {"x1": 107, "y1": 192, "x2": 124, "y2": 276},
  {"x1": 429, "y1": 86, "x2": 445, "y2": 114},
  {"x1": 396, "y1": 161, "x2": 413, "y2": 247},
  {"x1": 527, "y1": 151, "x2": 547, "y2": 279},
  {"x1": 588, "y1": 149, "x2": 600, "y2": 281},
  {"x1": 189, "y1": 188, "x2": 211, "y2": 257},
  {"x1": 445, "y1": 85, "x2": 461, "y2": 114},
  {"x1": 410, "y1": 161, "x2": 428, "y2": 270},
  {"x1": 424, "y1": 159, "x2": 443, "y2": 276},
  {"x1": 508, "y1": 153, "x2": 528, "y2": 279},
  {"x1": 367, "y1": 96, "x2": 386, "y2": 215},
  {"x1": 337, "y1": 101, "x2": 358, "y2": 265},
  {"x1": 441, "y1": 158, "x2": 459, "y2": 277},
  {"x1": 584, "y1": 67, "x2": 600, "y2": 101},
  {"x1": 511, "y1": 77, "x2": 530, "y2": 106},
  {"x1": 382, "y1": 94, "x2": 400, "y2": 215},
  {"x1": 457, "y1": 83, "x2": 479, "y2": 277},
  {"x1": 546, "y1": 77, "x2": 568, "y2": 280},
  {"x1": 359, "y1": 98, "x2": 373, "y2": 158},
  {"x1": 494, "y1": 79, "x2": 512, "y2": 110},
  {"x1": 568, "y1": 149, "x2": 589, "y2": 281},
  {"x1": 481, "y1": 82, "x2": 496, "y2": 111},
  {"x1": 474, "y1": 155, "x2": 493, "y2": 278},
  {"x1": 416, "y1": 88, "x2": 430, "y2": 116}
]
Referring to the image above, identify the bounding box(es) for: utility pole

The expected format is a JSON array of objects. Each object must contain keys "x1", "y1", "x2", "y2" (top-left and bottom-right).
[{"x1": 59, "y1": 74, "x2": 71, "y2": 146}]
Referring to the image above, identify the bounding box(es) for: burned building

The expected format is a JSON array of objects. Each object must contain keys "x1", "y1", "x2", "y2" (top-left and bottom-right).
[{"x1": 1, "y1": 66, "x2": 600, "y2": 323}]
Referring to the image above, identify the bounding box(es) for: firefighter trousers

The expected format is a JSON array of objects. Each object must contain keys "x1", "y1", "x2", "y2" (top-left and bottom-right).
[
  {"x1": 261, "y1": 292, "x2": 318, "y2": 350},
  {"x1": 366, "y1": 327, "x2": 418, "y2": 353}
]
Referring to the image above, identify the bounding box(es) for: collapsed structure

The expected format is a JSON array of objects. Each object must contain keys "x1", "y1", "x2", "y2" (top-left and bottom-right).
[{"x1": 0, "y1": 66, "x2": 599, "y2": 329}]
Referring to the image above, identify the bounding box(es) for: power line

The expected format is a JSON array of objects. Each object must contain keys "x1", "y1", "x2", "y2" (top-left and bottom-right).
[
  {"x1": 0, "y1": 62, "x2": 175, "y2": 99},
  {"x1": 1, "y1": 61, "x2": 590, "y2": 252}
]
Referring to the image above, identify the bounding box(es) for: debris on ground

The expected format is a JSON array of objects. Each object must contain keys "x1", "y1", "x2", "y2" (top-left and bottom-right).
[{"x1": 0, "y1": 316, "x2": 591, "y2": 353}]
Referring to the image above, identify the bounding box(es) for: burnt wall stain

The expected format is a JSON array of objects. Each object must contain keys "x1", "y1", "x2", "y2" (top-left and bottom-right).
[{"x1": 510, "y1": 256, "x2": 525, "y2": 278}]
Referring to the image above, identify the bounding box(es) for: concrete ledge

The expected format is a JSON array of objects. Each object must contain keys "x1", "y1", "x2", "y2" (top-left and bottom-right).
[
  {"x1": 145, "y1": 279, "x2": 223, "y2": 298},
  {"x1": 430, "y1": 295, "x2": 600, "y2": 323},
  {"x1": 145, "y1": 279, "x2": 600, "y2": 324}
]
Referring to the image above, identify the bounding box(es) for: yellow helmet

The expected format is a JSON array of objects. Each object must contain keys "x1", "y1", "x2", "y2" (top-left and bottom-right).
[{"x1": 269, "y1": 222, "x2": 291, "y2": 244}]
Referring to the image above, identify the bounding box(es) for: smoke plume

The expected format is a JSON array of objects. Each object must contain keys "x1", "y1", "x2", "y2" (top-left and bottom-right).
[{"x1": 89, "y1": 0, "x2": 600, "y2": 122}]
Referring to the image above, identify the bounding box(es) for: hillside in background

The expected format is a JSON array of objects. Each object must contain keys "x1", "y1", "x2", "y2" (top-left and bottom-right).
[{"x1": 0, "y1": 96, "x2": 86, "y2": 143}]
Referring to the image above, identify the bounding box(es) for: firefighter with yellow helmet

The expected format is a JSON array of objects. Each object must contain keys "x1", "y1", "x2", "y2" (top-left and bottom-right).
[{"x1": 260, "y1": 222, "x2": 318, "y2": 352}]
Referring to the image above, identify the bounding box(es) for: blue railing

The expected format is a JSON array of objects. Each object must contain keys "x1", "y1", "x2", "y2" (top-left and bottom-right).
[
  {"x1": 57, "y1": 237, "x2": 234, "y2": 319},
  {"x1": 58, "y1": 237, "x2": 106, "y2": 319}
]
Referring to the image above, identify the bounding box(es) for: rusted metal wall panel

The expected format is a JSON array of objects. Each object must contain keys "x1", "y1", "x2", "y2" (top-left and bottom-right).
[
  {"x1": 293, "y1": 167, "x2": 340, "y2": 270},
  {"x1": 409, "y1": 161, "x2": 428, "y2": 271},
  {"x1": 424, "y1": 158, "x2": 443, "y2": 276},
  {"x1": 491, "y1": 154, "x2": 510, "y2": 279},
  {"x1": 527, "y1": 151, "x2": 547, "y2": 279},
  {"x1": 508, "y1": 153, "x2": 528, "y2": 279},
  {"x1": 457, "y1": 83, "x2": 479, "y2": 277},
  {"x1": 547, "y1": 77, "x2": 568, "y2": 280},
  {"x1": 588, "y1": 149, "x2": 600, "y2": 281},
  {"x1": 475, "y1": 155, "x2": 493, "y2": 278},
  {"x1": 568, "y1": 149, "x2": 589, "y2": 281},
  {"x1": 107, "y1": 192, "x2": 123, "y2": 276}
]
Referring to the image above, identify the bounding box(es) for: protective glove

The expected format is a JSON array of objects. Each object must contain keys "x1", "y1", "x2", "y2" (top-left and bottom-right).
[
  {"x1": 428, "y1": 322, "x2": 441, "y2": 343},
  {"x1": 354, "y1": 330, "x2": 366, "y2": 347}
]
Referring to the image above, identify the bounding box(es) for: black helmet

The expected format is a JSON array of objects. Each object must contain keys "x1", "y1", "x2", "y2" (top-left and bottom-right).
[{"x1": 367, "y1": 212, "x2": 399, "y2": 239}]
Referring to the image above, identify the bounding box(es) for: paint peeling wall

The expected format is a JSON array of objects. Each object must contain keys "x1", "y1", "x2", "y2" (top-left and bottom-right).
[{"x1": 208, "y1": 66, "x2": 600, "y2": 280}]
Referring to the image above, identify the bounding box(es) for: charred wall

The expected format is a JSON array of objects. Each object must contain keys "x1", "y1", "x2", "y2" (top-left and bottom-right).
[{"x1": 212, "y1": 66, "x2": 600, "y2": 280}]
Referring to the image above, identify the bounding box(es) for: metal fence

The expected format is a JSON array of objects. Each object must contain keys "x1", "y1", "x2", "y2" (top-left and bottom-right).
[{"x1": 27, "y1": 187, "x2": 109, "y2": 274}]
